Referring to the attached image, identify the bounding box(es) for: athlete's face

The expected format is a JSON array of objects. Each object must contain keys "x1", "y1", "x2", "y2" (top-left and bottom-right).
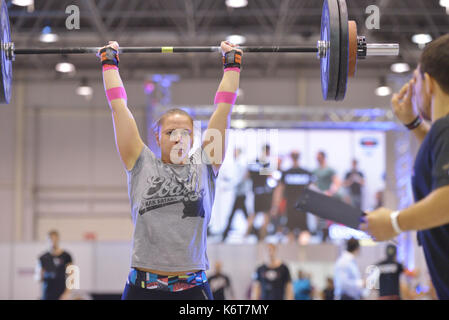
[{"x1": 157, "y1": 114, "x2": 194, "y2": 164}]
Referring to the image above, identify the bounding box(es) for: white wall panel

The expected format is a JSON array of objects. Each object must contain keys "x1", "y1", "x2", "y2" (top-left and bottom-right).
[
  {"x1": 35, "y1": 111, "x2": 92, "y2": 186},
  {"x1": 94, "y1": 242, "x2": 133, "y2": 293},
  {"x1": 0, "y1": 190, "x2": 14, "y2": 242},
  {"x1": 0, "y1": 244, "x2": 12, "y2": 299},
  {"x1": 36, "y1": 218, "x2": 133, "y2": 242},
  {"x1": 0, "y1": 105, "x2": 16, "y2": 243},
  {"x1": 0, "y1": 106, "x2": 15, "y2": 183}
]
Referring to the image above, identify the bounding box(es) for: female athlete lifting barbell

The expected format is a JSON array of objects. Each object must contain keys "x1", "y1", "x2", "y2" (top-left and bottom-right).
[{"x1": 98, "y1": 40, "x2": 241, "y2": 300}]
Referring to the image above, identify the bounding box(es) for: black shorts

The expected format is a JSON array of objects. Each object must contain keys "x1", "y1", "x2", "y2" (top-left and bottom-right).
[
  {"x1": 122, "y1": 282, "x2": 213, "y2": 300},
  {"x1": 286, "y1": 205, "x2": 308, "y2": 232},
  {"x1": 254, "y1": 193, "x2": 272, "y2": 213}
]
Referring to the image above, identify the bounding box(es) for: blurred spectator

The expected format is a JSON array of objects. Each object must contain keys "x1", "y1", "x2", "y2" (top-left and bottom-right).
[
  {"x1": 374, "y1": 190, "x2": 384, "y2": 210},
  {"x1": 293, "y1": 270, "x2": 312, "y2": 300},
  {"x1": 251, "y1": 243, "x2": 293, "y2": 300},
  {"x1": 221, "y1": 148, "x2": 252, "y2": 242},
  {"x1": 208, "y1": 261, "x2": 235, "y2": 300},
  {"x1": 271, "y1": 151, "x2": 314, "y2": 244},
  {"x1": 375, "y1": 244, "x2": 406, "y2": 300},
  {"x1": 312, "y1": 151, "x2": 341, "y2": 242},
  {"x1": 343, "y1": 159, "x2": 365, "y2": 210},
  {"x1": 334, "y1": 238, "x2": 363, "y2": 300},
  {"x1": 247, "y1": 144, "x2": 276, "y2": 241},
  {"x1": 306, "y1": 273, "x2": 316, "y2": 299},
  {"x1": 322, "y1": 277, "x2": 335, "y2": 300},
  {"x1": 35, "y1": 230, "x2": 73, "y2": 300},
  {"x1": 246, "y1": 280, "x2": 254, "y2": 300}
]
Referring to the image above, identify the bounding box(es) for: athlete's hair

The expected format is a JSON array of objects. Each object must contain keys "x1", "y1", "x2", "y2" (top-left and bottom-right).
[
  {"x1": 420, "y1": 34, "x2": 449, "y2": 95},
  {"x1": 152, "y1": 108, "x2": 194, "y2": 137}
]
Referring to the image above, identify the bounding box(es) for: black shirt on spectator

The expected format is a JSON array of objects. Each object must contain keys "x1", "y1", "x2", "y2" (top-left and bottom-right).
[
  {"x1": 344, "y1": 170, "x2": 364, "y2": 195},
  {"x1": 376, "y1": 259, "x2": 404, "y2": 298},
  {"x1": 39, "y1": 251, "x2": 72, "y2": 300},
  {"x1": 208, "y1": 273, "x2": 231, "y2": 300},
  {"x1": 255, "y1": 263, "x2": 291, "y2": 300}
]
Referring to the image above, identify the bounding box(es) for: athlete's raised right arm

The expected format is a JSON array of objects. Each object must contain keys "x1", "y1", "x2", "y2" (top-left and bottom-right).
[{"x1": 98, "y1": 41, "x2": 144, "y2": 171}]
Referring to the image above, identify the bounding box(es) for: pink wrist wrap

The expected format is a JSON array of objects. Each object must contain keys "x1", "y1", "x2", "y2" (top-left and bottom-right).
[
  {"x1": 106, "y1": 87, "x2": 127, "y2": 102},
  {"x1": 224, "y1": 67, "x2": 241, "y2": 73},
  {"x1": 102, "y1": 65, "x2": 119, "y2": 72},
  {"x1": 214, "y1": 91, "x2": 237, "y2": 105}
]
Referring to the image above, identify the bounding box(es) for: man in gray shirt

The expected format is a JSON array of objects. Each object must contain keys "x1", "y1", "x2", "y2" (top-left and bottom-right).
[{"x1": 312, "y1": 151, "x2": 341, "y2": 242}]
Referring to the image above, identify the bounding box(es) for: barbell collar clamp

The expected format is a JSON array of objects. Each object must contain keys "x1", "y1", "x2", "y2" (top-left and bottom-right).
[
  {"x1": 357, "y1": 36, "x2": 367, "y2": 59},
  {"x1": 317, "y1": 40, "x2": 330, "y2": 59},
  {"x1": 3, "y1": 41, "x2": 14, "y2": 61}
]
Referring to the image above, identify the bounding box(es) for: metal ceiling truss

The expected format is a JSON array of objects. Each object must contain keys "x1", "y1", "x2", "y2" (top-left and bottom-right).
[{"x1": 6, "y1": 0, "x2": 449, "y2": 75}]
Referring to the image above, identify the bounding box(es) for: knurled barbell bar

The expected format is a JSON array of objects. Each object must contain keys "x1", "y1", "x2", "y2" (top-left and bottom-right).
[{"x1": 0, "y1": 0, "x2": 399, "y2": 104}]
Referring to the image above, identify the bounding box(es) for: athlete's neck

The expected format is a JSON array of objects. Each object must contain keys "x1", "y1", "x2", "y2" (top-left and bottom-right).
[{"x1": 161, "y1": 155, "x2": 189, "y2": 165}]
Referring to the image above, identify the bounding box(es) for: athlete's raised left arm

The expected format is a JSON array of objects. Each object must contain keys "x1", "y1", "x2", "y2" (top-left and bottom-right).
[{"x1": 203, "y1": 41, "x2": 242, "y2": 175}]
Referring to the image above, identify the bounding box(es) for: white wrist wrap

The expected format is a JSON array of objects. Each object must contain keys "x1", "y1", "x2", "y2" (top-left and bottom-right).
[{"x1": 390, "y1": 210, "x2": 403, "y2": 234}]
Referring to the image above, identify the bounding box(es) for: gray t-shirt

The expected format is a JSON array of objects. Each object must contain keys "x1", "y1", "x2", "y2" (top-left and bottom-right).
[
  {"x1": 313, "y1": 167, "x2": 336, "y2": 192},
  {"x1": 126, "y1": 145, "x2": 216, "y2": 272}
]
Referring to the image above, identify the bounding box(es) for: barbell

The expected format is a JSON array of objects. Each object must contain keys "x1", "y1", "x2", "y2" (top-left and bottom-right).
[{"x1": 0, "y1": 0, "x2": 399, "y2": 104}]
